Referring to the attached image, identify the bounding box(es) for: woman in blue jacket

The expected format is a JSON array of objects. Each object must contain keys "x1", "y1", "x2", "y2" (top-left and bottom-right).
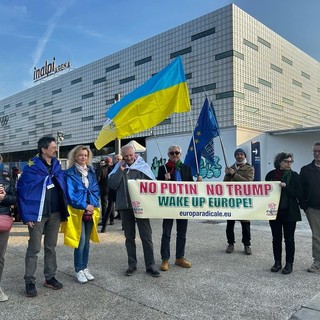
[{"x1": 63, "y1": 145, "x2": 100, "y2": 284}]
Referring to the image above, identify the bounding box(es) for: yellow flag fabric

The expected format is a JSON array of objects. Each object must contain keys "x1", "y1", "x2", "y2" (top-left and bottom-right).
[
  {"x1": 61, "y1": 205, "x2": 100, "y2": 248},
  {"x1": 95, "y1": 56, "x2": 190, "y2": 150}
]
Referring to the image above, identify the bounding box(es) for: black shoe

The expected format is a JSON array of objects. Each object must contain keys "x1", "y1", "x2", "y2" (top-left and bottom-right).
[
  {"x1": 146, "y1": 269, "x2": 161, "y2": 278},
  {"x1": 100, "y1": 226, "x2": 106, "y2": 233},
  {"x1": 98, "y1": 222, "x2": 103, "y2": 226},
  {"x1": 271, "y1": 261, "x2": 282, "y2": 272},
  {"x1": 109, "y1": 221, "x2": 114, "y2": 225},
  {"x1": 43, "y1": 277, "x2": 63, "y2": 290},
  {"x1": 125, "y1": 267, "x2": 137, "y2": 276},
  {"x1": 282, "y1": 263, "x2": 293, "y2": 275},
  {"x1": 26, "y1": 283, "x2": 37, "y2": 297}
]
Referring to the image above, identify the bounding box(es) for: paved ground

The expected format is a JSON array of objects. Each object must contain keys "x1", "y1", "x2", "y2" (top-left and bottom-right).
[{"x1": 1, "y1": 213, "x2": 320, "y2": 320}]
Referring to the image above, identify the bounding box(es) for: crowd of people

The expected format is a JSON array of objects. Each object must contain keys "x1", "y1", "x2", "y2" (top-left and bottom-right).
[{"x1": 0, "y1": 138, "x2": 320, "y2": 302}]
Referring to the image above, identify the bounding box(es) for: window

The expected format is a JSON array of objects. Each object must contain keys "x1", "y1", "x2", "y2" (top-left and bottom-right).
[
  {"x1": 170, "y1": 47, "x2": 192, "y2": 59},
  {"x1": 93, "y1": 125, "x2": 102, "y2": 131},
  {"x1": 29, "y1": 100, "x2": 37, "y2": 106},
  {"x1": 258, "y1": 78, "x2": 272, "y2": 88},
  {"x1": 22, "y1": 141, "x2": 29, "y2": 145},
  {"x1": 29, "y1": 130, "x2": 36, "y2": 135},
  {"x1": 185, "y1": 73, "x2": 192, "y2": 80},
  {"x1": 216, "y1": 91, "x2": 244, "y2": 100},
  {"x1": 4, "y1": 104, "x2": 10, "y2": 109},
  {"x1": 282, "y1": 56, "x2": 293, "y2": 66},
  {"x1": 82, "y1": 92, "x2": 94, "y2": 99},
  {"x1": 16, "y1": 102, "x2": 23, "y2": 107},
  {"x1": 301, "y1": 71, "x2": 310, "y2": 80},
  {"x1": 71, "y1": 77, "x2": 82, "y2": 85},
  {"x1": 215, "y1": 50, "x2": 244, "y2": 61},
  {"x1": 82, "y1": 116, "x2": 94, "y2": 121},
  {"x1": 271, "y1": 103, "x2": 283, "y2": 111},
  {"x1": 44, "y1": 101, "x2": 53, "y2": 107},
  {"x1": 244, "y1": 105, "x2": 259, "y2": 113},
  {"x1": 52, "y1": 122, "x2": 62, "y2": 127},
  {"x1": 15, "y1": 127, "x2": 23, "y2": 132},
  {"x1": 106, "y1": 63, "x2": 120, "y2": 73},
  {"x1": 191, "y1": 27, "x2": 215, "y2": 41},
  {"x1": 257, "y1": 36, "x2": 271, "y2": 48},
  {"x1": 22, "y1": 112, "x2": 29, "y2": 117},
  {"x1": 302, "y1": 92, "x2": 311, "y2": 100},
  {"x1": 52, "y1": 88, "x2": 62, "y2": 95},
  {"x1": 119, "y1": 76, "x2": 135, "y2": 84},
  {"x1": 244, "y1": 83, "x2": 259, "y2": 93},
  {"x1": 243, "y1": 39, "x2": 258, "y2": 51},
  {"x1": 135, "y1": 56, "x2": 152, "y2": 66},
  {"x1": 282, "y1": 97, "x2": 294, "y2": 105},
  {"x1": 28, "y1": 115, "x2": 36, "y2": 120},
  {"x1": 52, "y1": 109, "x2": 62, "y2": 114},
  {"x1": 93, "y1": 77, "x2": 106, "y2": 85},
  {"x1": 271, "y1": 64, "x2": 283, "y2": 74},
  {"x1": 71, "y1": 107, "x2": 82, "y2": 113},
  {"x1": 192, "y1": 83, "x2": 216, "y2": 94},
  {"x1": 36, "y1": 123, "x2": 44, "y2": 128},
  {"x1": 292, "y1": 79, "x2": 302, "y2": 87}
]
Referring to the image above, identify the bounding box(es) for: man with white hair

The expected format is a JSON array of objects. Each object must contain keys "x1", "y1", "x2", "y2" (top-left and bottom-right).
[{"x1": 108, "y1": 145, "x2": 160, "y2": 278}]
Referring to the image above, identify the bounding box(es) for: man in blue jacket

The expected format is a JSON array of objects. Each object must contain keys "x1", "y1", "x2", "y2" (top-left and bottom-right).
[{"x1": 17, "y1": 136, "x2": 68, "y2": 297}]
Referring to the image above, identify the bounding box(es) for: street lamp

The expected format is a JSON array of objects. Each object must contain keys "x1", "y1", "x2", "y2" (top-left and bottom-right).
[{"x1": 56, "y1": 131, "x2": 65, "y2": 160}]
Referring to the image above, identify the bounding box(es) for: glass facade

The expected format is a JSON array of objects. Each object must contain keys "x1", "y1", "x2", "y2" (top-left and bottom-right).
[{"x1": 0, "y1": 3, "x2": 319, "y2": 158}]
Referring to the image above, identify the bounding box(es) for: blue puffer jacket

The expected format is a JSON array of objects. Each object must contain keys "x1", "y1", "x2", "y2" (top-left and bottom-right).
[{"x1": 64, "y1": 165, "x2": 100, "y2": 209}]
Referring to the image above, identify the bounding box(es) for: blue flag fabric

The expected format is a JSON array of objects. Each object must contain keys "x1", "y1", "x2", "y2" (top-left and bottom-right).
[{"x1": 184, "y1": 98, "x2": 220, "y2": 176}]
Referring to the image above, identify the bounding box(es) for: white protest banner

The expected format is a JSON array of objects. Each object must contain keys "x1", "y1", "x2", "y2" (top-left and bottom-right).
[{"x1": 127, "y1": 180, "x2": 280, "y2": 220}]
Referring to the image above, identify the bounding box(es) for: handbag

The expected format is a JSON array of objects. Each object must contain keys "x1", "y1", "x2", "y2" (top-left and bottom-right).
[
  {"x1": 0, "y1": 214, "x2": 14, "y2": 232},
  {"x1": 82, "y1": 211, "x2": 93, "y2": 222}
]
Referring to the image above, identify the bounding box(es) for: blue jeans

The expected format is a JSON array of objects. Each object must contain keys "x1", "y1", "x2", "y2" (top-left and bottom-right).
[{"x1": 74, "y1": 220, "x2": 93, "y2": 272}]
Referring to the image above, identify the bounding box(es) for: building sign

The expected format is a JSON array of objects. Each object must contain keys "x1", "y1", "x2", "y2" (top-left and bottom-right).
[
  {"x1": 0, "y1": 115, "x2": 9, "y2": 127},
  {"x1": 251, "y1": 141, "x2": 261, "y2": 181},
  {"x1": 33, "y1": 57, "x2": 71, "y2": 82}
]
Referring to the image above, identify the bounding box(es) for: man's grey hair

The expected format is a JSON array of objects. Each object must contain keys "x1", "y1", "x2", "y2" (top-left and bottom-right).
[
  {"x1": 313, "y1": 141, "x2": 320, "y2": 148},
  {"x1": 121, "y1": 145, "x2": 135, "y2": 155},
  {"x1": 168, "y1": 145, "x2": 182, "y2": 153}
]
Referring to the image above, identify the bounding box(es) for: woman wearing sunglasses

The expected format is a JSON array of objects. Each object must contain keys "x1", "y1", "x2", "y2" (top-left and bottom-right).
[{"x1": 265, "y1": 152, "x2": 303, "y2": 275}]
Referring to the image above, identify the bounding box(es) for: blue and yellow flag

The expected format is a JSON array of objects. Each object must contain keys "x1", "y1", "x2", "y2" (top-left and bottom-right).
[{"x1": 95, "y1": 56, "x2": 191, "y2": 149}]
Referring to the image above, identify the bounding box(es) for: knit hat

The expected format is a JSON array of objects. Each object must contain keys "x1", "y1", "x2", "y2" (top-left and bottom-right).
[{"x1": 234, "y1": 148, "x2": 246, "y2": 158}]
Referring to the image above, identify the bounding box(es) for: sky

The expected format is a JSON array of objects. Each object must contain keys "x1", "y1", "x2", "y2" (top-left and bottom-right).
[{"x1": 0, "y1": 0, "x2": 319, "y2": 100}]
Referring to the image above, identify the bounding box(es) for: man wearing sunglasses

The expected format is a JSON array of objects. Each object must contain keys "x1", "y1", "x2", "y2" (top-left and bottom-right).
[
  {"x1": 157, "y1": 145, "x2": 202, "y2": 272},
  {"x1": 224, "y1": 148, "x2": 254, "y2": 255},
  {"x1": 300, "y1": 141, "x2": 320, "y2": 273}
]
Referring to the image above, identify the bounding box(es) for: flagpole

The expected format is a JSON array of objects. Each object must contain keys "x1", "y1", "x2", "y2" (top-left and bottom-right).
[
  {"x1": 150, "y1": 130, "x2": 168, "y2": 174},
  {"x1": 218, "y1": 135, "x2": 228, "y2": 168},
  {"x1": 188, "y1": 113, "x2": 200, "y2": 176}
]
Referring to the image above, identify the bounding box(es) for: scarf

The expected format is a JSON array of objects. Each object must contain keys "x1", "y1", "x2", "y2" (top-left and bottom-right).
[
  {"x1": 109, "y1": 155, "x2": 156, "y2": 180},
  {"x1": 75, "y1": 163, "x2": 89, "y2": 188},
  {"x1": 234, "y1": 159, "x2": 247, "y2": 170},
  {"x1": 166, "y1": 160, "x2": 183, "y2": 174}
]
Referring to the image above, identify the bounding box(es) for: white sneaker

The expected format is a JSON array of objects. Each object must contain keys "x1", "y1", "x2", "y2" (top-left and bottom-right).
[
  {"x1": 83, "y1": 268, "x2": 94, "y2": 281},
  {"x1": 76, "y1": 270, "x2": 88, "y2": 284},
  {"x1": 0, "y1": 287, "x2": 8, "y2": 302}
]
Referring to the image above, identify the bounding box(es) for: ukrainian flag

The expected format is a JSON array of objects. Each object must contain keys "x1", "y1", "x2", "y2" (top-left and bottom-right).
[{"x1": 95, "y1": 56, "x2": 191, "y2": 150}]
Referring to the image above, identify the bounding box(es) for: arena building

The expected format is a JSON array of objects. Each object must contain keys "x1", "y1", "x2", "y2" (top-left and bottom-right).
[{"x1": 0, "y1": 4, "x2": 319, "y2": 179}]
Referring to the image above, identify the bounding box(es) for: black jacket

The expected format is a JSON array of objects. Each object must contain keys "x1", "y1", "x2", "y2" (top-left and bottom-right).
[
  {"x1": 157, "y1": 163, "x2": 193, "y2": 182},
  {"x1": 0, "y1": 170, "x2": 17, "y2": 216},
  {"x1": 265, "y1": 169, "x2": 303, "y2": 222},
  {"x1": 300, "y1": 160, "x2": 320, "y2": 210}
]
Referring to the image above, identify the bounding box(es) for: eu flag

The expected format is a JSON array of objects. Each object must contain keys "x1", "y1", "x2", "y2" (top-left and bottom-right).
[{"x1": 184, "y1": 98, "x2": 220, "y2": 176}]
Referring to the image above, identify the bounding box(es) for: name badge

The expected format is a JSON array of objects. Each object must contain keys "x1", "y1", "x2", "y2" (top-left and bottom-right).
[{"x1": 47, "y1": 184, "x2": 55, "y2": 189}]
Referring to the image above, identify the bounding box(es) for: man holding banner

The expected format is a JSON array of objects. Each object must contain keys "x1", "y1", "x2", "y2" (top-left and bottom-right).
[
  {"x1": 158, "y1": 145, "x2": 202, "y2": 272},
  {"x1": 224, "y1": 148, "x2": 254, "y2": 255}
]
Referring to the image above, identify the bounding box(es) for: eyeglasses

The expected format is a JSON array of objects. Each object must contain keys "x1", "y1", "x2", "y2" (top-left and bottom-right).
[
  {"x1": 169, "y1": 151, "x2": 180, "y2": 156},
  {"x1": 283, "y1": 160, "x2": 293, "y2": 164}
]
